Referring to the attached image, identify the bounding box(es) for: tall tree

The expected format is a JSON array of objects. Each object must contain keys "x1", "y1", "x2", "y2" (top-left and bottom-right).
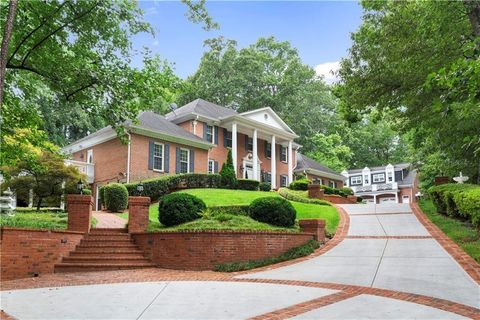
[
  {"x1": 0, "y1": 0, "x2": 17, "y2": 107},
  {"x1": 336, "y1": 0, "x2": 480, "y2": 184}
]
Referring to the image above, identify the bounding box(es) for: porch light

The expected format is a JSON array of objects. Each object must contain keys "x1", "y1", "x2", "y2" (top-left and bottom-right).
[
  {"x1": 77, "y1": 180, "x2": 84, "y2": 195},
  {"x1": 137, "y1": 182, "x2": 144, "y2": 195}
]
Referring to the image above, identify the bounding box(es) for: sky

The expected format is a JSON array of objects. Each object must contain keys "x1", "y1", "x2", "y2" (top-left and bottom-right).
[{"x1": 132, "y1": 1, "x2": 363, "y2": 83}]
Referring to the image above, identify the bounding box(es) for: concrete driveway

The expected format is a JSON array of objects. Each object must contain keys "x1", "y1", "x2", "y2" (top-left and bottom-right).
[{"x1": 2, "y1": 203, "x2": 479, "y2": 319}]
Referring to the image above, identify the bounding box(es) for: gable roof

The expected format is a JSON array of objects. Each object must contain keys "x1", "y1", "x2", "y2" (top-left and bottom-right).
[
  {"x1": 346, "y1": 163, "x2": 411, "y2": 174},
  {"x1": 166, "y1": 98, "x2": 237, "y2": 122},
  {"x1": 238, "y1": 107, "x2": 295, "y2": 134},
  {"x1": 295, "y1": 153, "x2": 345, "y2": 181}
]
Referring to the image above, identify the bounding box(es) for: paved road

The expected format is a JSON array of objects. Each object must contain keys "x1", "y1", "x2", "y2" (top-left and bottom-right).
[{"x1": 2, "y1": 204, "x2": 479, "y2": 319}]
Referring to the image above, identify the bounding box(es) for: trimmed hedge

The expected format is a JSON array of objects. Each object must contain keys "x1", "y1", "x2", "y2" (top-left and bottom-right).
[
  {"x1": 428, "y1": 183, "x2": 480, "y2": 228},
  {"x1": 237, "y1": 179, "x2": 260, "y2": 191},
  {"x1": 249, "y1": 197, "x2": 296, "y2": 227},
  {"x1": 209, "y1": 205, "x2": 250, "y2": 216},
  {"x1": 99, "y1": 185, "x2": 107, "y2": 207},
  {"x1": 278, "y1": 188, "x2": 331, "y2": 206},
  {"x1": 159, "y1": 193, "x2": 206, "y2": 226},
  {"x1": 288, "y1": 179, "x2": 311, "y2": 191},
  {"x1": 259, "y1": 182, "x2": 271, "y2": 191},
  {"x1": 104, "y1": 183, "x2": 128, "y2": 212},
  {"x1": 125, "y1": 174, "x2": 222, "y2": 201}
]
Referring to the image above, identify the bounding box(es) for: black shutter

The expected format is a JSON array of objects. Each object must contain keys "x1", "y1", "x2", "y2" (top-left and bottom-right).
[
  {"x1": 164, "y1": 144, "x2": 170, "y2": 173},
  {"x1": 189, "y1": 149, "x2": 195, "y2": 173},
  {"x1": 203, "y1": 123, "x2": 208, "y2": 141},
  {"x1": 214, "y1": 126, "x2": 219, "y2": 145},
  {"x1": 245, "y1": 135, "x2": 249, "y2": 150},
  {"x1": 223, "y1": 128, "x2": 228, "y2": 147},
  {"x1": 175, "y1": 147, "x2": 180, "y2": 173},
  {"x1": 148, "y1": 141, "x2": 154, "y2": 170},
  {"x1": 214, "y1": 161, "x2": 219, "y2": 173}
]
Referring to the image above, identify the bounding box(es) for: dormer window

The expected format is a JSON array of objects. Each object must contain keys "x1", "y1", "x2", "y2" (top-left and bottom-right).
[
  {"x1": 387, "y1": 172, "x2": 393, "y2": 182},
  {"x1": 373, "y1": 173, "x2": 385, "y2": 183},
  {"x1": 351, "y1": 176, "x2": 362, "y2": 185}
]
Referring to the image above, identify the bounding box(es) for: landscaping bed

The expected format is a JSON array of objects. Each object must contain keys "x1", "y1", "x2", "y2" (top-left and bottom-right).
[
  {"x1": 0, "y1": 211, "x2": 97, "y2": 230},
  {"x1": 419, "y1": 199, "x2": 479, "y2": 263}
]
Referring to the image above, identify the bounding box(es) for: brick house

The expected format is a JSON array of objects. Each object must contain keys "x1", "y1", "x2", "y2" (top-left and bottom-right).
[
  {"x1": 294, "y1": 153, "x2": 345, "y2": 188},
  {"x1": 63, "y1": 99, "x2": 343, "y2": 209},
  {"x1": 341, "y1": 163, "x2": 419, "y2": 204}
]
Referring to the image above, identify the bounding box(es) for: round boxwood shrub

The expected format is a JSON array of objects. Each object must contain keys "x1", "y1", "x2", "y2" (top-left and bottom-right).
[
  {"x1": 249, "y1": 197, "x2": 296, "y2": 227},
  {"x1": 288, "y1": 179, "x2": 311, "y2": 190},
  {"x1": 104, "y1": 183, "x2": 128, "y2": 212},
  {"x1": 259, "y1": 182, "x2": 271, "y2": 191},
  {"x1": 159, "y1": 193, "x2": 206, "y2": 226}
]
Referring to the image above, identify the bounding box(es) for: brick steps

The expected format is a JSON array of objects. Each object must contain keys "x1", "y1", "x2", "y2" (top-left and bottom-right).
[{"x1": 55, "y1": 228, "x2": 154, "y2": 273}]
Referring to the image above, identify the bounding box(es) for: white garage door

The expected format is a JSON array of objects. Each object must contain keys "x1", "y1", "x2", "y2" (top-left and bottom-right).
[{"x1": 380, "y1": 197, "x2": 396, "y2": 203}]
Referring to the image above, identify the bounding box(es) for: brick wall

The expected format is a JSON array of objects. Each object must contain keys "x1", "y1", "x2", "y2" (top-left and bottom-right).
[
  {"x1": 306, "y1": 173, "x2": 344, "y2": 188},
  {"x1": 131, "y1": 231, "x2": 313, "y2": 270},
  {"x1": 0, "y1": 228, "x2": 84, "y2": 280}
]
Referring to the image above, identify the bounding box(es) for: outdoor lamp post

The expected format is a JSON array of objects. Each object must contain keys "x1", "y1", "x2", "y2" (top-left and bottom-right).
[
  {"x1": 137, "y1": 182, "x2": 144, "y2": 196},
  {"x1": 77, "y1": 180, "x2": 84, "y2": 195}
]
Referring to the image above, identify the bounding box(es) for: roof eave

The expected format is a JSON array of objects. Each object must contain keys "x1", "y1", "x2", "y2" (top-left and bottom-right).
[
  {"x1": 220, "y1": 115, "x2": 299, "y2": 139},
  {"x1": 293, "y1": 168, "x2": 345, "y2": 181},
  {"x1": 129, "y1": 125, "x2": 213, "y2": 150}
]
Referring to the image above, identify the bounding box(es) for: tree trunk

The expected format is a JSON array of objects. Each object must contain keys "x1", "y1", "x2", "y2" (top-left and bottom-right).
[
  {"x1": 0, "y1": 0, "x2": 18, "y2": 108},
  {"x1": 36, "y1": 197, "x2": 42, "y2": 212}
]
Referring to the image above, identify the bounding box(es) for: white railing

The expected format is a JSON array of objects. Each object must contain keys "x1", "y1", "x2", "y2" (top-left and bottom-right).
[
  {"x1": 351, "y1": 182, "x2": 398, "y2": 194},
  {"x1": 65, "y1": 160, "x2": 95, "y2": 184}
]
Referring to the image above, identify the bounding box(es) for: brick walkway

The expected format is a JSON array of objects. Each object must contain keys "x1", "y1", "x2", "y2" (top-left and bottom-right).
[
  {"x1": 92, "y1": 211, "x2": 127, "y2": 228},
  {"x1": 2, "y1": 203, "x2": 479, "y2": 319}
]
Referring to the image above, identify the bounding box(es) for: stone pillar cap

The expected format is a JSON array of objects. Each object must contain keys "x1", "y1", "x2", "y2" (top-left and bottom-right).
[
  {"x1": 66, "y1": 194, "x2": 93, "y2": 204},
  {"x1": 128, "y1": 196, "x2": 151, "y2": 205}
]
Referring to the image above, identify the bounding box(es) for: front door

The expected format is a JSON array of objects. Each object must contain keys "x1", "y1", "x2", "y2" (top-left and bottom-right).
[{"x1": 245, "y1": 165, "x2": 253, "y2": 179}]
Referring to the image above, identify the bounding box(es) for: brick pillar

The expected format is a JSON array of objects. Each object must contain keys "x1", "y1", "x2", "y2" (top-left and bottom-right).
[
  {"x1": 299, "y1": 219, "x2": 326, "y2": 243},
  {"x1": 128, "y1": 196, "x2": 151, "y2": 233},
  {"x1": 308, "y1": 184, "x2": 324, "y2": 199},
  {"x1": 67, "y1": 195, "x2": 93, "y2": 233}
]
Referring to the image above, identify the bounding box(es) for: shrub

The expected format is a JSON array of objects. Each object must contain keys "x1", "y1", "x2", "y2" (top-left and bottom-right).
[
  {"x1": 249, "y1": 197, "x2": 296, "y2": 227},
  {"x1": 104, "y1": 183, "x2": 128, "y2": 212},
  {"x1": 454, "y1": 188, "x2": 480, "y2": 228},
  {"x1": 236, "y1": 179, "x2": 260, "y2": 191},
  {"x1": 278, "y1": 188, "x2": 331, "y2": 206},
  {"x1": 259, "y1": 182, "x2": 271, "y2": 191},
  {"x1": 82, "y1": 188, "x2": 92, "y2": 195},
  {"x1": 220, "y1": 149, "x2": 237, "y2": 189},
  {"x1": 320, "y1": 185, "x2": 335, "y2": 195},
  {"x1": 159, "y1": 193, "x2": 206, "y2": 226},
  {"x1": 340, "y1": 187, "x2": 354, "y2": 196},
  {"x1": 294, "y1": 174, "x2": 307, "y2": 180},
  {"x1": 288, "y1": 179, "x2": 311, "y2": 190},
  {"x1": 428, "y1": 184, "x2": 477, "y2": 216},
  {"x1": 125, "y1": 174, "x2": 222, "y2": 201},
  {"x1": 99, "y1": 185, "x2": 107, "y2": 207}
]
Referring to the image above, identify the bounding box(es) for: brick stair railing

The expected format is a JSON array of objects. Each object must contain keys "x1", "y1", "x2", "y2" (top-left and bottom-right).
[{"x1": 54, "y1": 228, "x2": 156, "y2": 273}]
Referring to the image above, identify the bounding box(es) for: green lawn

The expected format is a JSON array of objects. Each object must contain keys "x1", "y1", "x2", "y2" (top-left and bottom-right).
[
  {"x1": 122, "y1": 188, "x2": 339, "y2": 234},
  {"x1": 419, "y1": 199, "x2": 480, "y2": 263},
  {"x1": 0, "y1": 212, "x2": 68, "y2": 230}
]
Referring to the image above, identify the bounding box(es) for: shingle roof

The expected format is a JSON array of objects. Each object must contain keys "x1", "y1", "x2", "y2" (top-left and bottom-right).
[
  {"x1": 134, "y1": 111, "x2": 207, "y2": 143},
  {"x1": 295, "y1": 153, "x2": 343, "y2": 177},
  {"x1": 347, "y1": 162, "x2": 411, "y2": 174},
  {"x1": 165, "y1": 99, "x2": 237, "y2": 121},
  {"x1": 398, "y1": 169, "x2": 417, "y2": 186}
]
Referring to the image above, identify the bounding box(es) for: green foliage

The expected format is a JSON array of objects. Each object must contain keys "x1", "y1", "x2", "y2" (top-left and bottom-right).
[
  {"x1": 104, "y1": 183, "x2": 128, "y2": 213},
  {"x1": 277, "y1": 188, "x2": 331, "y2": 206},
  {"x1": 259, "y1": 182, "x2": 271, "y2": 192},
  {"x1": 214, "y1": 240, "x2": 319, "y2": 272},
  {"x1": 288, "y1": 179, "x2": 310, "y2": 191},
  {"x1": 249, "y1": 197, "x2": 296, "y2": 227},
  {"x1": 428, "y1": 183, "x2": 480, "y2": 227},
  {"x1": 306, "y1": 133, "x2": 352, "y2": 172},
  {"x1": 219, "y1": 149, "x2": 237, "y2": 189},
  {"x1": 340, "y1": 187, "x2": 354, "y2": 196},
  {"x1": 236, "y1": 179, "x2": 259, "y2": 191},
  {"x1": 0, "y1": 212, "x2": 68, "y2": 230},
  {"x1": 158, "y1": 193, "x2": 206, "y2": 227},
  {"x1": 208, "y1": 205, "x2": 250, "y2": 216},
  {"x1": 125, "y1": 174, "x2": 222, "y2": 201},
  {"x1": 82, "y1": 189, "x2": 92, "y2": 195},
  {"x1": 2, "y1": 151, "x2": 83, "y2": 211},
  {"x1": 99, "y1": 185, "x2": 107, "y2": 208}
]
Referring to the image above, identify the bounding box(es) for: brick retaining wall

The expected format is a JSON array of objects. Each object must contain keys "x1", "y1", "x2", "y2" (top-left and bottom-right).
[
  {"x1": 0, "y1": 228, "x2": 84, "y2": 280},
  {"x1": 131, "y1": 231, "x2": 314, "y2": 270}
]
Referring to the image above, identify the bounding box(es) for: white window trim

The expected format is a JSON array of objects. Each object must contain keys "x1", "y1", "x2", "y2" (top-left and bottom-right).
[
  {"x1": 87, "y1": 149, "x2": 93, "y2": 164},
  {"x1": 180, "y1": 148, "x2": 190, "y2": 173},
  {"x1": 373, "y1": 173, "x2": 385, "y2": 183},
  {"x1": 351, "y1": 176, "x2": 362, "y2": 185},
  {"x1": 247, "y1": 137, "x2": 253, "y2": 152},
  {"x1": 226, "y1": 131, "x2": 232, "y2": 148},
  {"x1": 207, "y1": 159, "x2": 215, "y2": 174},
  {"x1": 206, "y1": 125, "x2": 214, "y2": 144},
  {"x1": 280, "y1": 146, "x2": 287, "y2": 162},
  {"x1": 387, "y1": 172, "x2": 393, "y2": 182},
  {"x1": 153, "y1": 142, "x2": 165, "y2": 172},
  {"x1": 330, "y1": 181, "x2": 336, "y2": 188}
]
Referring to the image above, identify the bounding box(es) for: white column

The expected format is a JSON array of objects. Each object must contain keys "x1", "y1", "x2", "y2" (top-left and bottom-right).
[
  {"x1": 271, "y1": 135, "x2": 276, "y2": 189},
  {"x1": 252, "y1": 129, "x2": 258, "y2": 181},
  {"x1": 395, "y1": 192, "x2": 399, "y2": 203},
  {"x1": 287, "y1": 140, "x2": 293, "y2": 184},
  {"x1": 232, "y1": 122, "x2": 237, "y2": 176}
]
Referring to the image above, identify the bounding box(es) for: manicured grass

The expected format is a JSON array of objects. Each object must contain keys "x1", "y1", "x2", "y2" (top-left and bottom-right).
[
  {"x1": 147, "y1": 208, "x2": 298, "y2": 232},
  {"x1": 419, "y1": 199, "x2": 480, "y2": 262},
  {"x1": 122, "y1": 189, "x2": 339, "y2": 234},
  {"x1": 214, "y1": 240, "x2": 320, "y2": 272},
  {"x1": 0, "y1": 212, "x2": 68, "y2": 230}
]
